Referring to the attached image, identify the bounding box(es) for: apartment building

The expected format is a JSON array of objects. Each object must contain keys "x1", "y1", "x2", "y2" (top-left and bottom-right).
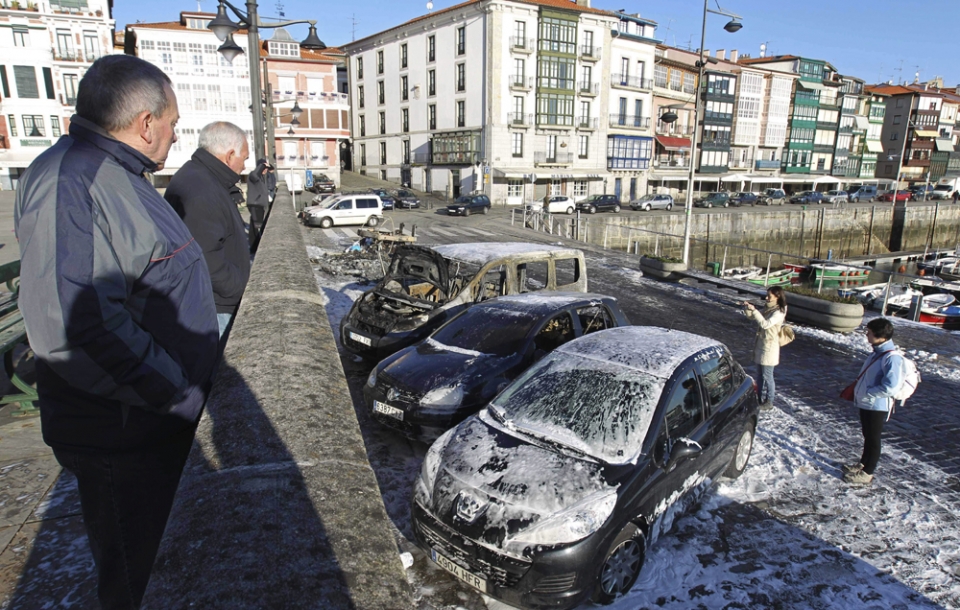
[
  {"x1": 860, "y1": 87, "x2": 887, "y2": 180},
  {"x1": 342, "y1": 0, "x2": 620, "y2": 204},
  {"x1": 0, "y1": 0, "x2": 114, "y2": 190},
  {"x1": 869, "y1": 83, "x2": 946, "y2": 187},
  {"x1": 832, "y1": 75, "x2": 866, "y2": 180}
]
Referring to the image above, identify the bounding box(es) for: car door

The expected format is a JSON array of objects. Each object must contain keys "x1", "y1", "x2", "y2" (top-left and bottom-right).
[
  {"x1": 531, "y1": 312, "x2": 575, "y2": 361},
  {"x1": 573, "y1": 304, "x2": 617, "y2": 335},
  {"x1": 332, "y1": 198, "x2": 355, "y2": 225},
  {"x1": 697, "y1": 351, "x2": 750, "y2": 476}
]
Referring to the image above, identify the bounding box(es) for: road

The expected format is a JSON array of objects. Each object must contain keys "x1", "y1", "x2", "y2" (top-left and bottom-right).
[{"x1": 304, "y1": 173, "x2": 960, "y2": 609}]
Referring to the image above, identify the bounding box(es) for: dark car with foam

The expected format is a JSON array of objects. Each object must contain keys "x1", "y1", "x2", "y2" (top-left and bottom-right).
[
  {"x1": 412, "y1": 327, "x2": 759, "y2": 609},
  {"x1": 365, "y1": 293, "x2": 629, "y2": 441}
]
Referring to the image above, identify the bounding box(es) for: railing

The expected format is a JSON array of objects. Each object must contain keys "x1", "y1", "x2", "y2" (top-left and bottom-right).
[
  {"x1": 272, "y1": 90, "x2": 350, "y2": 104},
  {"x1": 654, "y1": 156, "x2": 690, "y2": 168},
  {"x1": 576, "y1": 116, "x2": 597, "y2": 129},
  {"x1": 755, "y1": 159, "x2": 780, "y2": 169},
  {"x1": 609, "y1": 114, "x2": 651, "y2": 129},
  {"x1": 577, "y1": 81, "x2": 599, "y2": 95},
  {"x1": 611, "y1": 74, "x2": 653, "y2": 90},
  {"x1": 728, "y1": 158, "x2": 755, "y2": 169},
  {"x1": 53, "y1": 50, "x2": 83, "y2": 62},
  {"x1": 657, "y1": 124, "x2": 696, "y2": 136},
  {"x1": 534, "y1": 152, "x2": 574, "y2": 165},
  {"x1": 507, "y1": 112, "x2": 533, "y2": 126},
  {"x1": 580, "y1": 45, "x2": 600, "y2": 59},
  {"x1": 509, "y1": 37, "x2": 533, "y2": 52},
  {"x1": 59, "y1": 94, "x2": 77, "y2": 106},
  {"x1": 509, "y1": 75, "x2": 534, "y2": 89}
]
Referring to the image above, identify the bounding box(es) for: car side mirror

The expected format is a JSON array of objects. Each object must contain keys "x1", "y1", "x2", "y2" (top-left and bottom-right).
[{"x1": 664, "y1": 438, "x2": 701, "y2": 471}]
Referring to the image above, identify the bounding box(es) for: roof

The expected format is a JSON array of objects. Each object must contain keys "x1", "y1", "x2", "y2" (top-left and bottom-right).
[
  {"x1": 866, "y1": 83, "x2": 946, "y2": 98},
  {"x1": 431, "y1": 242, "x2": 581, "y2": 266},
  {"x1": 739, "y1": 54, "x2": 801, "y2": 65},
  {"x1": 483, "y1": 292, "x2": 614, "y2": 314},
  {"x1": 129, "y1": 21, "x2": 251, "y2": 36},
  {"x1": 346, "y1": 0, "x2": 615, "y2": 48},
  {"x1": 554, "y1": 326, "x2": 721, "y2": 380}
]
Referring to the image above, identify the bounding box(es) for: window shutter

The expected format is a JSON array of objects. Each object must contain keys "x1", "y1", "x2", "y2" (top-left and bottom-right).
[
  {"x1": 13, "y1": 66, "x2": 39, "y2": 99},
  {"x1": 0, "y1": 66, "x2": 9, "y2": 99}
]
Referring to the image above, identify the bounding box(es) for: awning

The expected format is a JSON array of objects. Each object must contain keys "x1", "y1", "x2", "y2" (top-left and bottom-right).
[
  {"x1": 655, "y1": 136, "x2": 691, "y2": 151},
  {"x1": 854, "y1": 115, "x2": 870, "y2": 130},
  {"x1": 813, "y1": 176, "x2": 841, "y2": 184},
  {"x1": 538, "y1": 172, "x2": 603, "y2": 180},
  {"x1": 935, "y1": 139, "x2": 955, "y2": 152},
  {"x1": 720, "y1": 173, "x2": 753, "y2": 183},
  {"x1": 865, "y1": 140, "x2": 885, "y2": 153},
  {"x1": 797, "y1": 80, "x2": 826, "y2": 91},
  {"x1": 493, "y1": 169, "x2": 536, "y2": 181},
  {"x1": 914, "y1": 130, "x2": 940, "y2": 138}
]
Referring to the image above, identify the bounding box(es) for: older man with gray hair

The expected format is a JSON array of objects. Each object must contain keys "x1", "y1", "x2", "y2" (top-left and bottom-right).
[
  {"x1": 165, "y1": 121, "x2": 252, "y2": 339},
  {"x1": 15, "y1": 55, "x2": 219, "y2": 609}
]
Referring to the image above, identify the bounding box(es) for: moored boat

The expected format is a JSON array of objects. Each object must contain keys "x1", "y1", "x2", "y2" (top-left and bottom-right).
[{"x1": 746, "y1": 268, "x2": 795, "y2": 286}]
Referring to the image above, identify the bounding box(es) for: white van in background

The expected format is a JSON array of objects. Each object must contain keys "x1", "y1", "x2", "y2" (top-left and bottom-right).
[{"x1": 300, "y1": 194, "x2": 383, "y2": 228}]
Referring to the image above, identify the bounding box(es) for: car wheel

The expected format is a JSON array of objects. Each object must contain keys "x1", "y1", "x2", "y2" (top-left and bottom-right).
[
  {"x1": 566, "y1": 206, "x2": 575, "y2": 215},
  {"x1": 723, "y1": 202, "x2": 729, "y2": 208},
  {"x1": 723, "y1": 423, "x2": 755, "y2": 479},
  {"x1": 869, "y1": 197, "x2": 874, "y2": 203},
  {"x1": 592, "y1": 524, "x2": 646, "y2": 604},
  {"x1": 482, "y1": 206, "x2": 489, "y2": 215},
  {"x1": 613, "y1": 205, "x2": 621, "y2": 213},
  {"x1": 319, "y1": 217, "x2": 333, "y2": 229},
  {"x1": 366, "y1": 216, "x2": 380, "y2": 227},
  {"x1": 464, "y1": 208, "x2": 472, "y2": 217},
  {"x1": 590, "y1": 206, "x2": 597, "y2": 214},
  {"x1": 707, "y1": 203, "x2": 713, "y2": 208},
  {"x1": 644, "y1": 204, "x2": 652, "y2": 211}
]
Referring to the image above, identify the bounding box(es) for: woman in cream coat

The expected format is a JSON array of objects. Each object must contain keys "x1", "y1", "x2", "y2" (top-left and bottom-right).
[{"x1": 743, "y1": 286, "x2": 787, "y2": 410}]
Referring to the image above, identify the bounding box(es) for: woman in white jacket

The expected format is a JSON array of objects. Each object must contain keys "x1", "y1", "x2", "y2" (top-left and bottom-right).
[{"x1": 743, "y1": 286, "x2": 787, "y2": 411}]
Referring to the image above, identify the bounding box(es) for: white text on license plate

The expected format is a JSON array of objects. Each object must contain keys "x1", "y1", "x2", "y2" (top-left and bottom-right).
[
  {"x1": 431, "y1": 549, "x2": 488, "y2": 593},
  {"x1": 373, "y1": 401, "x2": 404, "y2": 421},
  {"x1": 349, "y1": 331, "x2": 372, "y2": 346}
]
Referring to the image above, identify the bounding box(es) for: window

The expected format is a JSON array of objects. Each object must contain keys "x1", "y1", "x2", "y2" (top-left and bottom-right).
[
  {"x1": 456, "y1": 100, "x2": 465, "y2": 127},
  {"x1": 620, "y1": 57, "x2": 629, "y2": 81},
  {"x1": 537, "y1": 93, "x2": 574, "y2": 126},
  {"x1": 7, "y1": 115, "x2": 16, "y2": 137},
  {"x1": 379, "y1": 141, "x2": 387, "y2": 164},
  {"x1": 654, "y1": 65, "x2": 667, "y2": 88},
  {"x1": 22, "y1": 115, "x2": 44, "y2": 137},
  {"x1": 507, "y1": 179, "x2": 523, "y2": 197},
  {"x1": 357, "y1": 57, "x2": 363, "y2": 79},
  {"x1": 546, "y1": 134, "x2": 557, "y2": 159},
  {"x1": 402, "y1": 108, "x2": 409, "y2": 132},
  {"x1": 377, "y1": 81, "x2": 384, "y2": 105},
  {"x1": 683, "y1": 73, "x2": 696, "y2": 94},
  {"x1": 400, "y1": 43, "x2": 408, "y2": 69},
  {"x1": 427, "y1": 35, "x2": 436, "y2": 62},
  {"x1": 402, "y1": 139, "x2": 410, "y2": 164},
  {"x1": 359, "y1": 115, "x2": 365, "y2": 136},
  {"x1": 56, "y1": 30, "x2": 73, "y2": 57},
  {"x1": 514, "y1": 96, "x2": 525, "y2": 115},
  {"x1": 514, "y1": 58, "x2": 525, "y2": 82},
  {"x1": 580, "y1": 65, "x2": 592, "y2": 90},
  {"x1": 63, "y1": 74, "x2": 78, "y2": 105},
  {"x1": 192, "y1": 83, "x2": 207, "y2": 111},
  {"x1": 890, "y1": 131, "x2": 898, "y2": 141},
  {"x1": 401, "y1": 75, "x2": 408, "y2": 101},
  {"x1": 428, "y1": 104, "x2": 436, "y2": 130},
  {"x1": 607, "y1": 135, "x2": 652, "y2": 169},
  {"x1": 663, "y1": 370, "x2": 703, "y2": 440},
  {"x1": 428, "y1": 70, "x2": 436, "y2": 96},
  {"x1": 379, "y1": 111, "x2": 385, "y2": 134},
  {"x1": 893, "y1": 114, "x2": 901, "y2": 125},
  {"x1": 48, "y1": 115, "x2": 61, "y2": 138},
  {"x1": 583, "y1": 30, "x2": 594, "y2": 53},
  {"x1": 377, "y1": 51, "x2": 384, "y2": 74},
  {"x1": 12, "y1": 28, "x2": 28, "y2": 47},
  {"x1": 358, "y1": 85, "x2": 364, "y2": 108},
  {"x1": 573, "y1": 180, "x2": 587, "y2": 199},
  {"x1": 538, "y1": 56, "x2": 576, "y2": 90},
  {"x1": 578, "y1": 135, "x2": 589, "y2": 158},
  {"x1": 698, "y1": 356, "x2": 734, "y2": 415},
  {"x1": 539, "y1": 16, "x2": 577, "y2": 54},
  {"x1": 456, "y1": 63, "x2": 466, "y2": 92},
  {"x1": 13, "y1": 66, "x2": 38, "y2": 99},
  {"x1": 360, "y1": 143, "x2": 366, "y2": 165},
  {"x1": 514, "y1": 21, "x2": 526, "y2": 46},
  {"x1": 456, "y1": 27, "x2": 466, "y2": 55},
  {"x1": 512, "y1": 132, "x2": 523, "y2": 157}
]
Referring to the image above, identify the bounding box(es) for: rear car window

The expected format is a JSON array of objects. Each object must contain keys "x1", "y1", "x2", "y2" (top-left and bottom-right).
[
  {"x1": 357, "y1": 198, "x2": 379, "y2": 209},
  {"x1": 555, "y1": 257, "x2": 581, "y2": 287},
  {"x1": 698, "y1": 355, "x2": 734, "y2": 414},
  {"x1": 520, "y1": 261, "x2": 549, "y2": 292},
  {"x1": 663, "y1": 370, "x2": 704, "y2": 439},
  {"x1": 577, "y1": 305, "x2": 615, "y2": 334}
]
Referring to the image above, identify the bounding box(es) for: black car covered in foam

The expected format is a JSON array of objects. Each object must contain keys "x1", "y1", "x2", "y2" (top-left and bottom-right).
[
  {"x1": 412, "y1": 327, "x2": 759, "y2": 609},
  {"x1": 365, "y1": 293, "x2": 629, "y2": 442}
]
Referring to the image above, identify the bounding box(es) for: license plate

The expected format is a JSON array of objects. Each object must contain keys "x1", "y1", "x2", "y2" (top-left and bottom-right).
[
  {"x1": 431, "y1": 549, "x2": 488, "y2": 594},
  {"x1": 373, "y1": 401, "x2": 404, "y2": 421},
  {"x1": 349, "y1": 331, "x2": 372, "y2": 346}
]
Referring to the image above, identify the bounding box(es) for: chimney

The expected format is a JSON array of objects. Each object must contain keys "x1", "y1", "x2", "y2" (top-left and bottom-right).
[
  {"x1": 730, "y1": 49, "x2": 738, "y2": 63},
  {"x1": 717, "y1": 49, "x2": 726, "y2": 61},
  {"x1": 576, "y1": 0, "x2": 591, "y2": 6}
]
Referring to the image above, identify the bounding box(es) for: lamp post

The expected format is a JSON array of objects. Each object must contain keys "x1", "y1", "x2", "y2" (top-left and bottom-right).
[
  {"x1": 658, "y1": 1, "x2": 742, "y2": 265},
  {"x1": 208, "y1": 0, "x2": 325, "y2": 161}
]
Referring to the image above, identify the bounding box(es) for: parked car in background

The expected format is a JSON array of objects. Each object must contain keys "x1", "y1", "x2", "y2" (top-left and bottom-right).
[
  {"x1": 340, "y1": 243, "x2": 588, "y2": 360},
  {"x1": 932, "y1": 185, "x2": 953, "y2": 200},
  {"x1": 365, "y1": 293, "x2": 630, "y2": 441},
  {"x1": 907, "y1": 185, "x2": 936, "y2": 201},
  {"x1": 368, "y1": 188, "x2": 397, "y2": 210},
  {"x1": 447, "y1": 194, "x2": 491, "y2": 216},
  {"x1": 412, "y1": 326, "x2": 758, "y2": 609},
  {"x1": 758, "y1": 188, "x2": 786, "y2": 205},
  {"x1": 577, "y1": 194, "x2": 621, "y2": 214},
  {"x1": 395, "y1": 188, "x2": 421, "y2": 209},
  {"x1": 526, "y1": 196, "x2": 577, "y2": 215},
  {"x1": 846, "y1": 184, "x2": 877, "y2": 202},
  {"x1": 823, "y1": 190, "x2": 849, "y2": 205},
  {"x1": 878, "y1": 190, "x2": 912, "y2": 202},
  {"x1": 306, "y1": 173, "x2": 336, "y2": 194},
  {"x1": 301, "y1": 193, "x2": 383, "y2": 229},
  {"x1": 630, "y1": 193, "x2": 674, "y2": 211},
  {"x1": 694, "y1": 192, "x2": 731, "y2": 208},
  {"x1": 789, "y1": 191, "x2": 824, "y2": 205},
  {"x1": 729, "y1": 192, "x2": 759, "y2": 207}
]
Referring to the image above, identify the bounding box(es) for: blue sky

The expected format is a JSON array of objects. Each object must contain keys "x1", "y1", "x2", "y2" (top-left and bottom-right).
[{"x1": 115, "y1": 0, "x2": 960, "y2": 87}]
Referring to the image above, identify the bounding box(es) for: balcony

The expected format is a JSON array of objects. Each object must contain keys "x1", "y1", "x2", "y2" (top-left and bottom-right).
[
  {"x1": 507, "y1": 112, "x2": 533, "y2": 127},
  {"x1": 534, "y1": 151, "x2": 574, "y2": 165},
  {"x1": 59, "y1": 94, "x2": 77, "y2": 106},
  {"x1": 609, "y1": 114, "x2": 651, "y2": 130},
  {"x1": 53, "y1": 50, "x2": 85, "y2": 62},
  {"x1": 755, "y1": 159, "x2": 780, "y2": 170},
  {"x1": 509, "y1": 37, "x2": 534, "y2": 53},
  {"x1": 657, "y1": 124, "x2": 695, "y2": 136},
  {"x1": 728, "y1": 157, "x2": 755, "y2": 170},
  {"x1": 579, "y1": 45, "x2": 600, "y2": 61},
  {"x1": 611, "y1": 74, "x2": 653, "y2": 91},
  {"x1": 577, "y1": 81, "x2": 599, "y2": 96},
  {"x1": 272, "y1": 90, "x2": 350, "y2": 105},
  {"x1": 412, "y1": 152, "x2": 431, "y2": 164},
  {"x1": 653, "y1": 156, "x2": 690, "y2": 169},
  {"x1": 576, "y1": 116, "x2": 597, "y2": 130},
  {"x1": 509, "y1": 75, "x2": 533, "y2": 91}
]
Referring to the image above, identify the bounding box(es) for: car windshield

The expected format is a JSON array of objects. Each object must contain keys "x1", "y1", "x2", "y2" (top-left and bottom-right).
[
  {"x1": 323, "y1": 196, "x2": 344, "y2": 209},
  {"x1": 581, "y1": 195, "x2": 603, "y2": 203},
  {"x1": 318, "y1": 175, "x2": 331, "y2": 181},
  {"x1": 491, "y1": 353, "x2": 662, "y2": 463},
  {"x1": 430, "y1": 307, "x2": 538, "y2": 357},
  {"x1": 454, "y1": 196, "x2": 472, "y2": 203},
  {"x1": 636, "y1": 195, "x2": 655, "y2": 202}
]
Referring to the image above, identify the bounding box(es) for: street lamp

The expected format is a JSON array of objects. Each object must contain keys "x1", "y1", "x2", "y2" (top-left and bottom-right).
[
  {"x1": 209, "y1": 0, "x2": 325, "y2": 161},
  {"x1": 663, "y1": 0, "x2": 742, "y2": 265}
]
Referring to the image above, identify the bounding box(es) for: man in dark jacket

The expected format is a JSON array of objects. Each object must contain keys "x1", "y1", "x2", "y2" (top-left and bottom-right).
[
  {"x1": 246, "y1": 157, "x2": 273, "y2": 250},
  {"x1": 165, "y1": 121, "x2": 252, "y2": 338},
  {"x1": 15, "y1": 56, "x2": 219, "y2": 609}
]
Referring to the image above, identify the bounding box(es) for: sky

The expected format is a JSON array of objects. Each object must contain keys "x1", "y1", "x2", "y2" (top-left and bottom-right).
[{"x1": 114, "y1": 0, "x2": 960, "y2": 87}]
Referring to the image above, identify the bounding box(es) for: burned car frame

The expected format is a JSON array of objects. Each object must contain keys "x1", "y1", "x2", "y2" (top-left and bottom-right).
[
  {"x1": 340, "y1": 243, "x2": 588, "y2": 360},
  {"x1": 411, "y1": 327, "x2": 759, "y2": 609}
]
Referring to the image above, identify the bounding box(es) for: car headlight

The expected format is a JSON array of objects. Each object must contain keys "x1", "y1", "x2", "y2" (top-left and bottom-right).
[
  {"x1": 503, "y1": 489, "x2": 617, "y2": 554},
  {"x1": 414, "y1": 428, "x2": 455, "y2": 508},
  {"x1": 366, "y1": 366, "x2": 379, "y2": 388},
  {"x1": 420, "y1": 385, "x2": 463, "y2": 409}
]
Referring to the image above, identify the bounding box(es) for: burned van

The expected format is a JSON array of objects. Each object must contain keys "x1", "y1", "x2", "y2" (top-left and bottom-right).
[{"x1": 340, "y1": 243, "x2": 588, "y2": 360}]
